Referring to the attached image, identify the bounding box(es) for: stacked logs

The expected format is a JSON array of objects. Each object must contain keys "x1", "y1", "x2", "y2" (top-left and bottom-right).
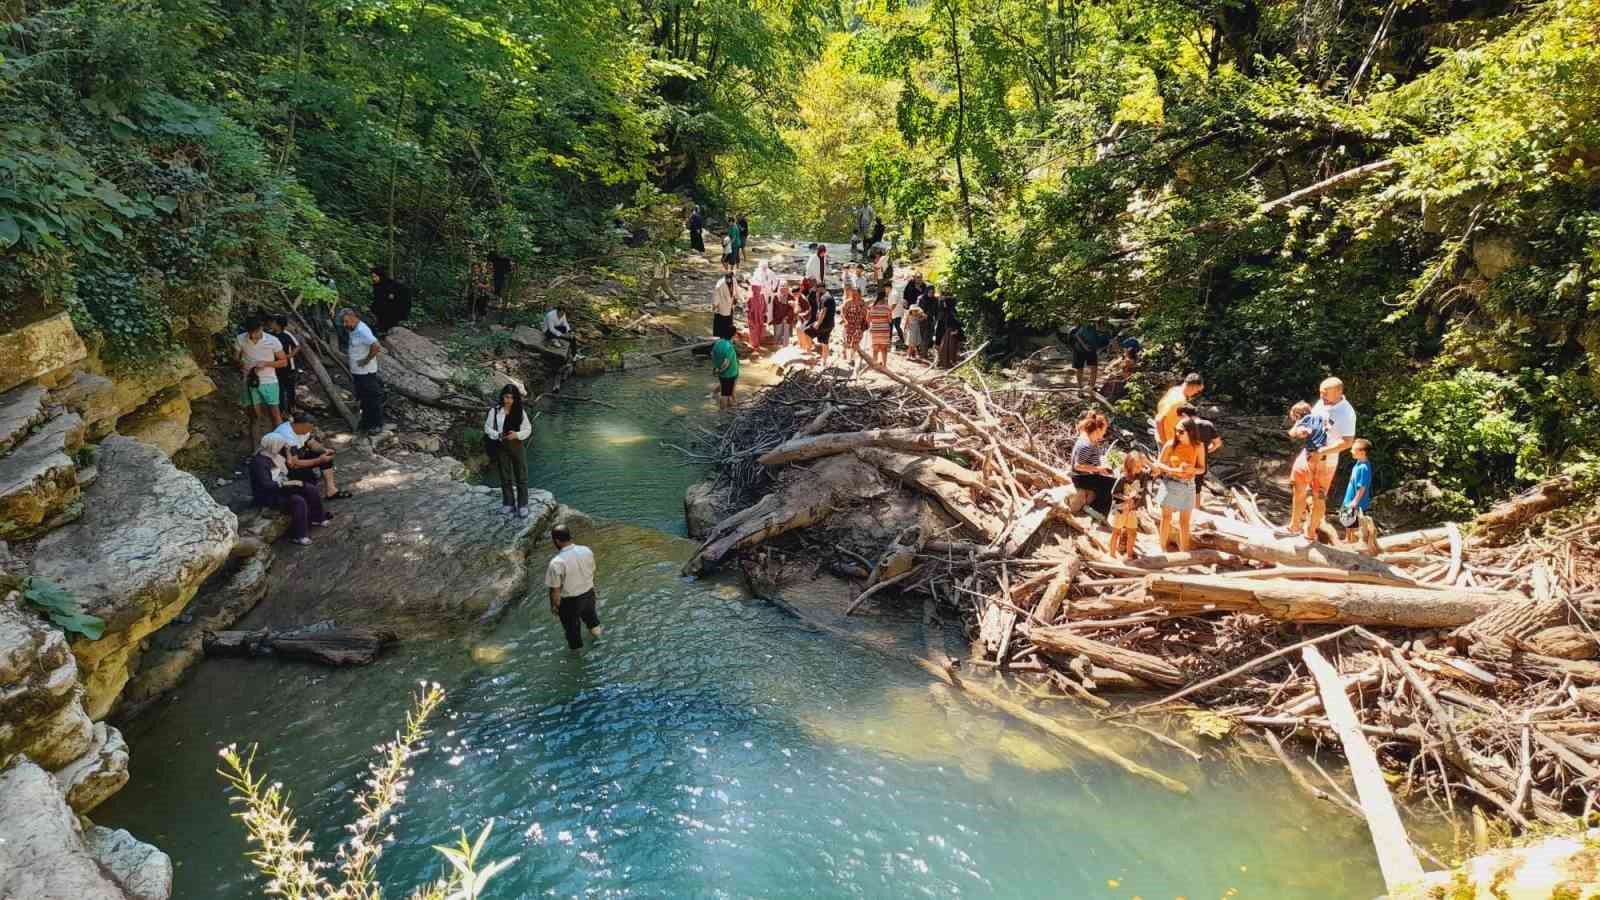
[{"x1": 685, "y1": 360, "x2": 1600, "y2": 834}]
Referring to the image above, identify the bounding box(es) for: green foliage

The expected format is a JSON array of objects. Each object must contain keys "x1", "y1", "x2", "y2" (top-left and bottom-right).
[
  {"x1": 21, "y1": 577, "x2": 105, "y2": 640},
  {"x1": 1368, "y1": 369, "x2": 1540, "y2": 502}
]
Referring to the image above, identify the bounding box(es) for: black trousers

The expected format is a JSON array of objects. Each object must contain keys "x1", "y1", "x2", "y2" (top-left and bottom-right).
[
  {"x1": 353, "y1": 372, "x2": 385, "y2": 430},
  {"x1": 1071, "y1": 472, "x2": 1117, "y2": 517},
  {"x1": 497, "y1": 439, "x2": 528, "y2": 507},
  {"x1": 558, "y1": 590, "x2": 600, "y2": 649},
  {"x1": 278, "y1": 370, "x2": 298, "y2": 418}
]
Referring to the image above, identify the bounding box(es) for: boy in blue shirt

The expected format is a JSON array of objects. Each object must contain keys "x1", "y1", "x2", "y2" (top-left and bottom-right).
[{"x1": 1340, "y1": 438, "x2": 1374, "y2": 543}]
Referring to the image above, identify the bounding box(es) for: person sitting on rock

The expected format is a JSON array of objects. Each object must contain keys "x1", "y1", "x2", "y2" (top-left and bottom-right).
[
  {"x1": 250, "y1": 433, "x2": 331, "y2": 546},
  {"x1": 544, "y1": 305, "x2": 576, "y2": 359},
  {"x1": 271, "y1": 417, "x2": 351, "y2": 501}
]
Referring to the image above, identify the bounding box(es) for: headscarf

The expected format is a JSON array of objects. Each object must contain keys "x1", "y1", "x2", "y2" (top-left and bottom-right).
[
  {"x1": 753, "y1": 259, "x2": 779, "y2": 294},
  {"x1": 258, "y1": 433, "x2": 290, "y2": 484}
]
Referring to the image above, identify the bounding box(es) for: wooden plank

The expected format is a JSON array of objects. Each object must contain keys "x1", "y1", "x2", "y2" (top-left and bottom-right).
[{"x1": 1302, "y1": 645, "x2": 1425, "y2": 892}]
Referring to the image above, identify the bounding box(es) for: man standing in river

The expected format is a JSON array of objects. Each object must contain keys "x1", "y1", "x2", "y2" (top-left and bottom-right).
[{"x1": 547, "y1": 525, "x2": 603, "y2": 650}]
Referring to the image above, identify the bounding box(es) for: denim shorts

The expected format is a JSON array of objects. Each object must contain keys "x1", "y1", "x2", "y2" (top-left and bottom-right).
[{"x1": 1158, "y1": 477, "x2": 1195, "y2": 512}]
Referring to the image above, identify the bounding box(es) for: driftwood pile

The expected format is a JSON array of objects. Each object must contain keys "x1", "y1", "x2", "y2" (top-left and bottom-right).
[{"x1": 686, "y1": 359, "x2": 1600, "y2": 852}]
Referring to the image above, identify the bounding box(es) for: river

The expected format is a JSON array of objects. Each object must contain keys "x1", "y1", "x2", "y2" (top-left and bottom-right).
[{"x1": 98, "y1": 361, "x2": 1385, "y2": 898}]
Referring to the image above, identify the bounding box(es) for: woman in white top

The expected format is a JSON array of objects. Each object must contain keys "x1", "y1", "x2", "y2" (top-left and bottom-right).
[{"x1": 484, "y1": 384, "x2": 535, "y2": 516}]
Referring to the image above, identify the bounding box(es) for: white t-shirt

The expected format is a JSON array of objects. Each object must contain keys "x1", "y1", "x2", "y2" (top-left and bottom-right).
[
  {"x1": 1313, "y1": 397, "x2": 1357, "y2": 453},
  {"x1": 347, "y1": 322, "x2": 379, "y2": 375},
  {"x1": 236, "y1": 332, "x2": 283, "y2": 384},
  {"x1": 545, "y1": 544, "x2": 597, "y2": 598},
  {"x1": 545, "y1": 309, "x2": 570, "y2": 335},
  {"x1": 711, "y1": 279, "x2": 741, "y2": 316},
  {"x1": 805, "y1": 253, "x2": 826, "y2": 284}
]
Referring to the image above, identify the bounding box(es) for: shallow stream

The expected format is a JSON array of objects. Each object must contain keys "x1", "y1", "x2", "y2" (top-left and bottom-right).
[{"x1": 100, "y1": 362, "x2": 1384, "y2": 898}]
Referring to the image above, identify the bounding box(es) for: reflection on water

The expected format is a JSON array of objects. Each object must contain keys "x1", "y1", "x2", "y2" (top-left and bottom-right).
[{"x1": 99, "y1": 371, "x2": 1385, "y2": 898}]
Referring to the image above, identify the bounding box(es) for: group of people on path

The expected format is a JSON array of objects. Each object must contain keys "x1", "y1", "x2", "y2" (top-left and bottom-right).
[
  {"x1": 1066, "y1": 370, "x2": 1374, "y2": 559},
  {"x1": 706, "y1": 242, "x2": 965, "y2": 407}
]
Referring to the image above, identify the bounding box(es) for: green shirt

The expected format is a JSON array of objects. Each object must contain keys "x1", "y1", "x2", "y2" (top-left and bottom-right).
[
  {"x1": 712, "y1": 338, "x2": 739, "y2": 380},
  {"x1": 729, "y1": 222, "x2": 743, "y2": 250}
]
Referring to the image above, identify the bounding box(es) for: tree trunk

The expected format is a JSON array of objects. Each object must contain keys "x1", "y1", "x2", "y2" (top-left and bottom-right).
[
  {"x1": 942, "y1": 0, "x2": 974, "y2": 237},
  {"x1": 1143, "y1": 574, "x2": 1510, "y2": 627},
  {"x1": 683, "y1": 493, "x2": 836, "y2": 575},
  {"x1": 1473, "y1": 477, "x2": 1577, "y2": 534},
  {"x1": 758, "y1": 429, "x2": 961, "y2": 466},
  {"x1": 1029, "y1": 626, "x2": 1187, "y2": 686},
  {"x1": 1191, "y1": 527, "x2": 1418, "y2": 586},
  {"x1": 858, "y1": 449, "x2": 1003, "y2": 541}
]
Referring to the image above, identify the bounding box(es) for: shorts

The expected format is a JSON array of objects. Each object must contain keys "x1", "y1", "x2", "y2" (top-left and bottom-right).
[
  {"x1": 719, "y1": 377, "x2": 736, "y2": 397},
  {"x1": 1291, "y1": 450, "x2": 1335, "y2": 497},
  {"x1": 1157, "y1": 477, "x2": 1195, "y2": 512},
  {"x1": 808, "y1": 326, "x2": 833, "y2": 344},
  {"x1": 1072, "y1": 346, "x2": 1099, "y2": 369},
  {"x1": 241, "y1": 382, "x2": 280, "y2": 407}
]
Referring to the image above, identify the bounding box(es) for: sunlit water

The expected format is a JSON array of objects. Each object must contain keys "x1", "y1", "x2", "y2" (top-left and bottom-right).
[{"x1": 100, "y1": 361, "x2": 1384, "y2": 898}]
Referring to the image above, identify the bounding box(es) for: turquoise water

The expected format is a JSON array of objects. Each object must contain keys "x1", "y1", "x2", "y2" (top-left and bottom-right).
[{"x1": 99, "y1": 363, "x2": 1386, "y2": 899}]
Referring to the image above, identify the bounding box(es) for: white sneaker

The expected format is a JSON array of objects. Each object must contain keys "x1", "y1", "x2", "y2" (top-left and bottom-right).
[
  {"x1": 501, "y1": 504, "x2": 514, "y2": 515},
  {"x1": 293, "y1": 537, "x2": 312, "y2": 545}
]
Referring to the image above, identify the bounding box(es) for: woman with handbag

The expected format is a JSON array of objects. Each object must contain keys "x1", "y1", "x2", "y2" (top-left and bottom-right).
[{"x1": 485, "y1": 384, "x2": 534, "y2": 518}]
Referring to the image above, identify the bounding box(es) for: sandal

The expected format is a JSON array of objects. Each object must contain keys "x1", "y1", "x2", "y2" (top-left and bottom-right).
[{"x1": 328, "y1": 490, "x2": 354, "y2": 500}]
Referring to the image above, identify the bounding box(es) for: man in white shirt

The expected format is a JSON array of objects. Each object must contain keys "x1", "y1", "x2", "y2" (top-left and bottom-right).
[
  {"x1": 1305, "y1": 376, "x2": 1358, "y2": 541},
  {"x1": 546, "y1": 525, "x2": 602, "y2": 649},
  {"x1": 341, "y1": 308, "x2": 385, "y2": 432},
  {"x1": 544, "y1": 306, "x2": 576, "y2": 358},
  {"x1": 234, "y1": 315, "x2": 287, "y2": 451}
]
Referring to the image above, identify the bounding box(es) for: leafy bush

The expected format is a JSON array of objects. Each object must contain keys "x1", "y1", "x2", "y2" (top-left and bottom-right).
[{"x1": 1368, "y1": 368, "x2": 1539, "y2": 505}]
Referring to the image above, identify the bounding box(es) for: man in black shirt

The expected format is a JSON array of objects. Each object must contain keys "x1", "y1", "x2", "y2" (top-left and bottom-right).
[
  {"x1": 268, "y1": 314, "x2": 301, "y2": 419},
  {"x1": 488, "y1": 252, "x2": 514, "y2": 309},
  {"x1": 371, "y1": 265, "x2": 407, "y2": 333}
]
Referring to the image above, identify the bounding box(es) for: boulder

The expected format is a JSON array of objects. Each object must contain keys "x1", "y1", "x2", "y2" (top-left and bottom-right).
[
  {"x1": 51, "y1": 719, "x2": 128, "y2": 812},
  {"x1": 178, "y1": 371, "x2": 217, "y2": 401},
  {"x1": 240, "y1": 446, "x2": 557, "y2": 635},
  {"x1": 32, "y1": 436, "x2": 236, "y2": 720},
  {"x1": 0, "y1": 412, "x2": 85, "y2": 540},
  {"x1": 573, "y1": 356, "x2": 609, "y2": 377},
  {"x1": 0, "y1": 593, "x2": 92, "y2": 771},
  {"x1": 0, "y1": 311, "x2": 87, "y2": 395},
  {"x1": 115, "y1": 386, "x2": 192, "y2": 458},
  {"x1": 510, "y1": 325, "x2": 571, "y2": 363},
  {"x1": 51, "y1": 372, "x2": 119, "y2": 438},
  {"x1": 85, "y1": 827, "x2": 174, "y2": 900},
  {"x1": 0, "y1": 383, "x2": 49, "y2": 455},
  {"x1": 684, "y1": 480, "x2": 734, "y2": 539},
  {"x1": 382, "y1": 327, "x2": 459, "y2": 384},
  {"x1": 0, "y1": 759, "x2": 135, "y2": 900}
]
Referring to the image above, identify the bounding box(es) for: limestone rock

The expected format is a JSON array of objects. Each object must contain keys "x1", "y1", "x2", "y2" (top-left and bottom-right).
[
  {"x1": 178, "y1": 371, "x2": 217, "y2": 401},
  {"x1": 32, "y1": 436, "x2": 236, "y2": 719},
  {"x1": 510, "y1": 325, "x2": 571, "y2": 363},
  {"x1": 85, "y1": 827, "x2": 174, "y2": 900},
  {"x1": 684, "y1": 480, "x2": 734, "y2": 539},
  {"x1": 0, "y1": 312, "x2": 88, "y2": 395},
  {"x1": 0, "y1": 594, "x2": 92, "y2": 771},
  {"x1": 120, "y1": 552, "x2": 274, "y2": 718},
  {"x1": 0, "y1": 759, "x2": 131, "y2": 900},
  {"x1": 51, "y1": 720, "x2": 128, "y2": 812},
  {"x1": 51, "y1": 372, "x2": 119, "y2": 438},
  {"x1": 383, "y1": 327, "x2": 458, "y2": 384},
  {"x1": 398, "y1": 431, "x2": 443, "y2": 453},
  {"x1": 94, "y1": 352, "x2": 202, "y2": 426},
  {"x1": 0, "y1": 412, "x2": 85, "y2": 540},
  {"x1": 241, "y1": 446, "x2": 557, "y2": 635},
  {"x1": 0, "y1": 383, "x2": 49, "y2": 455},
  {"x1": 116, "y1": 386, "x2": 192, "y2": 458}
]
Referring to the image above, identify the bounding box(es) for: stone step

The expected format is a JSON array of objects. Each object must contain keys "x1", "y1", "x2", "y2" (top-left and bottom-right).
[
  {"x1": 0, "y1": 412, "x2": 85, "y2": 541},
  {"x1": 0, "y1": 383, "x2": 49, "y2": 455}
]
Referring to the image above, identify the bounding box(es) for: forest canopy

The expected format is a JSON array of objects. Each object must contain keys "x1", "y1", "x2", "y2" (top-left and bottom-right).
[{"x1": 2, "y1": 0, "x2": 1598, "y2": 512}]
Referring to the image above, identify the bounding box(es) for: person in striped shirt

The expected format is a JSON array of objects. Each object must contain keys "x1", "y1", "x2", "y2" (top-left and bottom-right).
[{"x1": 867, "y1": 290, "x2": 894, "y2": 367}]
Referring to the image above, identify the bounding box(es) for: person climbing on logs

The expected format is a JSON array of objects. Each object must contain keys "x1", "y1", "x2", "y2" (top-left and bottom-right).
[{"x1": 546, "y1": 525, "x2": 602, "y2": 650}]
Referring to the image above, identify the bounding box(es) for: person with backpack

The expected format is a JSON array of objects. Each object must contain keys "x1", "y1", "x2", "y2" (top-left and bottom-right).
[
  {"x1": 1066, "y1": 319, "x2": 1111, "y2": 393},
  {"x1": 371, "y1": 265, "x2": 410, "y2": 333}
]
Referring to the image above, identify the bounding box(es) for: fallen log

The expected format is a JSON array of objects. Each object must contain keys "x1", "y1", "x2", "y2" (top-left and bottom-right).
[
  {"x1": 203, "y1": 625, "x2": 397, "y2": 666},
  {"x1": 1116, "y1": 549, "x2": 1233, "y2": 571},
  {"x1": 1029, "y1": 625, "x2": 1187, "y2": 686},
  {"x1": 999, "y1": 485, "x2": 1071, "y2": 557},
  {"x1": 1303, "y1": 644, "x2": 1426, "y2": 893},
  {"x1": 288, "y1": 313, "x2": 360, "y2": 432},
  {"x1": 1473, "y1": 476, "x2": 1577, "y2": 534},
  {"x1": 1032, "y1": 558, "x2": 1078, "y2": 625},
  {"x1": 857, "y1": 449, "x2": 1003, "y2": 541},
  {"x1": 1376, "y1": 527, "x2": 1452, "y2": 553},
  {"x1": 1190, "y1": 527, "x2": 1419, "y2": 586},
  {"x1": 683, "y1": 491, "x2": 837, "y2": 575},
  {"x1": 1144, "y1": 574, "x2": 1512, "y2": 628},
  {"x1": 757, "y1": 428, "x2": 961, "y2": 466}
]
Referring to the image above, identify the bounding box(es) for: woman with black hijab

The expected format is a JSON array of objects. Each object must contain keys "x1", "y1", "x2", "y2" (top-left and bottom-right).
[{"x1": 484, "y1": 384, "x2": 534, "y2": 517}]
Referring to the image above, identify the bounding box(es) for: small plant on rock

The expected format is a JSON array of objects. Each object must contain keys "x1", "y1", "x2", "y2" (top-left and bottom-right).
[
  {"x1": 21, "y1": 577, "x2": 105, "y2": 640},
  {"x1": 218, "y1": 683, "x2": 515, "y2": 899}
]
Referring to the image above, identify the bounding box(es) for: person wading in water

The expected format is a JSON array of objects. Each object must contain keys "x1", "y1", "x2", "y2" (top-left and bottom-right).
[{"x1": 547, "y1": 525, "x2": 602, "y2": 650}]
